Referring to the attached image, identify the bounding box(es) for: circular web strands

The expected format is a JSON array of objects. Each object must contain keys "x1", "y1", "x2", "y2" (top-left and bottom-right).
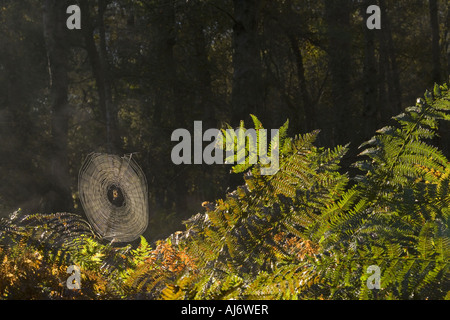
[{"x1": 78, "y1": 153, "x2": 149, "y2": 243}]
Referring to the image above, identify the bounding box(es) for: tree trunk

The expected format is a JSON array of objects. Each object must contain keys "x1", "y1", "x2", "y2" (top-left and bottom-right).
[
  {"x1": 42, "y1": 0, "x2": 73, "y2": 213},
  {"x1": 324, "y1": 0, "x2": 352, "y2": 145},
  {"x1": 80, "y1": 0, "x2": 121, "y2": 153},
  {"x1": 147, "y1": 1, "x2": 184, "y2": 218},
  {"x1": 97, "y1": 0, "x2": 121, "y2": 153},
  {"x1": 231, "y1": 0, "x2": 264, "y2": 125},
  {"x1": 379, "y1": 0, "x2": 402, "y2": 115},
  {"x1": 362, "y1": 0, "x2": 379, "y2": 136},
  {"x1": 274, "y1": 0, "x2": 316, "y2": 134},
  {"x1": 152, "y1": 1, "x2": 179, "y2": 126},
  {"x1": 429, "y1": 0, "x2": 442, "y2": 84},
  {"x1": 192, "y1": 21, "x2": 216, "y2": 129},
  {"x1": 287, "y1": 32, "x2": 315, "y2": 132}
]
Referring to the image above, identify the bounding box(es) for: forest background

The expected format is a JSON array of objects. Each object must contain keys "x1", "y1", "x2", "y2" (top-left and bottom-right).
[{"x1": 0, "y1": 0, "x2": 449, "y2": 243}]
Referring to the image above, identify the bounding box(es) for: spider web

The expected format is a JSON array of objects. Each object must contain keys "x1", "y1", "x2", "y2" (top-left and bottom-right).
[{"x1": 78, "y1": 153, "x2": 149, "y2": 242}]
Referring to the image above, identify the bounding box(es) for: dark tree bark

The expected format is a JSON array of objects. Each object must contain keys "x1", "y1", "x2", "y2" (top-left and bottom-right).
[
  {"x1": 1, "y1": 46, "x2": 42, "y2": 212},
  {"x1": 152, "y1": 1, "x2": 180, "y2": 126},
  {"x1": 379, "y1": 0, "x2": 402, "y2": 115},
  {"x1": 231, "y1": 0, "x2": 264, "y2": 125},
  {"x1": 268, "y1": 0, "x2": 317, "y2": 134},
  {"x1": 287, "y1": 32, "x2": 315, "y2": 132},
  {"x1": 97, "y1": 0, "x2": 121, "y2": 153},
  {"x1": 192, "y1": 21, "x2": 216, "y2": 129},
  {"x1": 42, "y1": 0, "x2": 73, "y2": 213},
  {"x1": 429, "y1": 0, "x2": 442, "y2": 84},
  {"x1": 80, "y1": 0, "x2": 121, "y2": 154},
  {"x1": 145, "y1": 1, "x2": 186, "y2": 218},
  {"x1": 362, "y1": 0, "x2": 379, "y2": 135},
  {"x1": 324, "y1": 0, "x2": 352, "y2": 145}
]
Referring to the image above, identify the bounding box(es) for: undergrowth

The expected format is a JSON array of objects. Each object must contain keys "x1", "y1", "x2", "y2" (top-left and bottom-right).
[{"x1": 0, "y1": 83, "x2": 449, "y2": 300}]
